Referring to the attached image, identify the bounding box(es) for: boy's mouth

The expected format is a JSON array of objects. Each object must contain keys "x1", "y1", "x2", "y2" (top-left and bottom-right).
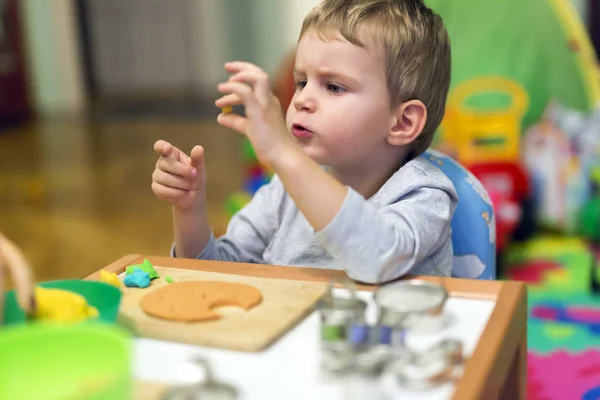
[{"x1": 292, "y1": 124, "x2": 313, "y2": 139}]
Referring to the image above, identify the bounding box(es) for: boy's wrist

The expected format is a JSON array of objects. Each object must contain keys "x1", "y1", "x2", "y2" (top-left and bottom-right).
[
  {"x1": 269, "y1": 144, "x2": 306, "y2": 174},
  {"x1": 172, "y1": 191, "x2": 207, "y2": 214}
]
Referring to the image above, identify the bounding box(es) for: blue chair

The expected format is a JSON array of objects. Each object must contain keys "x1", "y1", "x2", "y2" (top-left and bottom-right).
[{"x1": 421, "y1": 149, "x2": 497, "y2": 280}]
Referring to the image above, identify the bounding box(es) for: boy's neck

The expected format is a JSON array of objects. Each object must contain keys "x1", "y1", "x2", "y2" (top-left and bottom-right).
[{"x1": 328, "y1": 149, "x2": 411, "y2": 199}]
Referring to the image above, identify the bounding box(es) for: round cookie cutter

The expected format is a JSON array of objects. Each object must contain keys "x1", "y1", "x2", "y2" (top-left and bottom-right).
[
  {"x1": 162, "y1": 356, "x2": 238, "y2": 400},
  {"x1": 374, "y1": 279, "x2": 448, "y2": 344},
  {"x1": 385, "y1": 339, "x2": 464, "y2": 390},
  {"x1": 320, "y1": 342, "x2": 397, "y2": 379},
  {"x1": 317, "y1": 278, "x2": 368, "y2": 347}
]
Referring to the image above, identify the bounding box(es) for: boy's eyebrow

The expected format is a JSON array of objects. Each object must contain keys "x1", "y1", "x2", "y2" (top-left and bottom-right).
[{"x1": 293, "y1": 67, "x2": 360, "y2": 86}]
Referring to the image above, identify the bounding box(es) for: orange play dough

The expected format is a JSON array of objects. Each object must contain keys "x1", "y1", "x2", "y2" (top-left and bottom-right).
[{"x1": 140, "y1": 281, "x2": 263, "y2": 322}]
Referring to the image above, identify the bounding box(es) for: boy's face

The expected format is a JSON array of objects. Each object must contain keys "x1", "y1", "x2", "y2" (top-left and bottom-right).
[{"x1": 286, "y1": 30, "x2": 396, "y2": 170}]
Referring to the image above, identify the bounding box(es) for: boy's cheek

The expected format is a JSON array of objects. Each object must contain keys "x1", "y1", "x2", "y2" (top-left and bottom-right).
[{"x1": 284, "y1": 107, "x2": 295, "y2": 130}]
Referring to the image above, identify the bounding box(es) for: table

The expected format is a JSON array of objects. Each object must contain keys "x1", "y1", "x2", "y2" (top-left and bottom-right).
[{"x1": 88, "y1": 254, "x2": 527, "y2": 400}]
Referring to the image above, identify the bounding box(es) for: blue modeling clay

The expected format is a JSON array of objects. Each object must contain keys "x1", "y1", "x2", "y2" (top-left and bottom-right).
[{"x1": 123, "y1": 268, "x2": 151, "y2": 288}]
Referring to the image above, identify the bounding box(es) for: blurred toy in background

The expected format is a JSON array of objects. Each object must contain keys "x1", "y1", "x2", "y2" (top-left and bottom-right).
[
  {"x1": 442, "y1": 77, "x2": 526, "y2": 166},
  {"x1": 577, "y1": 167, "x2": 600, "y2": 244},
  {"x1": 439, "y1": 77, "x2": 535, "y2": 254},
  {"x1": 425, "y1": 0, "x2": 600, "y2": 261},
  {"x1": 224, "y1": 139, "x2": 273, "y2": 218},
  {"x1": 524, "y1": 101, "x2": 600, "y2": 233},
  {"x1": 273, "y1": 51, "x2": 296, "y2": 115},
  {"x1": 242, "y1": 140, "x2": 272, "y2": 195},
  {"x1": 427, "y1": 0, "x2": 600, "y2": 132}
]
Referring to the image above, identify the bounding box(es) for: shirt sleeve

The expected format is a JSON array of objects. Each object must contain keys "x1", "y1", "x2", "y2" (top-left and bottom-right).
[
  {"x1": 171, "y1": 175, "x2": 283, "y2": 263},
  {"x1": 314, "y1": 186, "x2": 455, "y2": 284}
]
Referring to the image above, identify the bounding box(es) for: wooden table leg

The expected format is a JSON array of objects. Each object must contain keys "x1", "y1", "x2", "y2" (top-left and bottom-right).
[{"x1": 500, "y1": 332, "x2": 527, "y2": 400}]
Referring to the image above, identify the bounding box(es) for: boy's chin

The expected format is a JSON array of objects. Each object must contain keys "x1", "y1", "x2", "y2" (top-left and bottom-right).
[{"x1": 297, "y1": 145, "x2": 328, "y2": 164}]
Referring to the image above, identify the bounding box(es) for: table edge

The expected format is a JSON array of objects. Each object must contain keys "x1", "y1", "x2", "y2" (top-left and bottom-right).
[
  {"x1": 86, "y1": 254, "x2": 503, "y2": 300},
  {"x1": 451, "y1": 280, "x2": 527, "y2": 400}
]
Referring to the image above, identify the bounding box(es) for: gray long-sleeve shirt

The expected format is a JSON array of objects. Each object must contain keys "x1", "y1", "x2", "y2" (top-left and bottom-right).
[{"x1": 176, "y1": 156, "x2": 458, "y2": 284}]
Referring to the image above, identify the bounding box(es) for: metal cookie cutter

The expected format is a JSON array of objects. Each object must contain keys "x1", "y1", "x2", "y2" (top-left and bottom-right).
[
  {"x1": 374, "y1": 279, "x2": 448, "y2": 345},
  {"x1": 162, "y1": 356, "x2": 238, "y2": 400},
  {"x1": 320, "y1": 342, "x2": 395, "y2": 379},
  {"x1": 386, "y1": 339, "x2": 464, "y2": 390},
  {"x1": 350, "y1": 344, "x2": 396, "y2": 376},
  {"x1": 317, "y1": 278, "x2": 368, "y2": 347}
]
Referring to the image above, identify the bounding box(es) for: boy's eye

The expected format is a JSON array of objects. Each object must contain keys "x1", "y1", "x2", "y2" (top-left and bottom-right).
[
  {"x1": 296, "y1": 80, "x2": 306, "y2": 89},
  {"x1": 327, "y1": 83, "x2": 347, "y2": 94}
]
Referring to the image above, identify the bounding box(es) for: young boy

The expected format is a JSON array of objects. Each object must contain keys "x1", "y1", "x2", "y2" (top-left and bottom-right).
[{"x1": 151, "y1": 0, "x2": 456, "y2": 284}]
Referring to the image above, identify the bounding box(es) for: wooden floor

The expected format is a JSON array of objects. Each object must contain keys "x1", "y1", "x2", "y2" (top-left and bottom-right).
[{"x1": 0, "y1": 118, "x2": 244, "y2": 282}]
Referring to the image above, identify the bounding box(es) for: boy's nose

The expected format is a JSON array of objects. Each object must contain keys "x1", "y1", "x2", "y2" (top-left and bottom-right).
[{"x1": 293, "y1": 90, "x2": 316, "y2": 113}]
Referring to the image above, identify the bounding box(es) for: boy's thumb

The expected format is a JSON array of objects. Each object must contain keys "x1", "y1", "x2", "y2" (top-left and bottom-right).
[{"x1": 190, "y1": 145, "x2": 205, "y2": 170}]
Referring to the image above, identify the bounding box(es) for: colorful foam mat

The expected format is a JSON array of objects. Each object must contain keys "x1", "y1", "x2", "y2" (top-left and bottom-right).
[{"x1": 505, "y1": 235, "x2": 600, "y2": 398}]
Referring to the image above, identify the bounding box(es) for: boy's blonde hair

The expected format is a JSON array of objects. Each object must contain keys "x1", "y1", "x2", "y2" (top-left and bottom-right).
[{"x1": 300, "y1": 0, "x2": 451, "y2": 158}]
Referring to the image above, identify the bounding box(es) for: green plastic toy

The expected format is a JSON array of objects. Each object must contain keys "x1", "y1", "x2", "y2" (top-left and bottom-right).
[
  {"x1": 577, "y1": 196, "x2": 600, "y2": 243},
  {"x1": 2, "y1": 280, "x2": 122, "y2": 326},
  {"x1": 0, "y1": 323, "x2": 132, "y2": 400}
]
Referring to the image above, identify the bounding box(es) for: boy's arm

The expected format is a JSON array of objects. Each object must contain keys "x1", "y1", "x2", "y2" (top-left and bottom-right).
[
  {"x1": 172, "y1": 197, "x2": 211, "y2": 260},
  {"x1": 272, "y1": 150, "x2": 456, "y2": 284},
  {"x1": 172, "y1": 176, "x2": 282, "y2": 263},
  {"x1": 270, "y1": 149, "x2": 348, "y2": 232},
  {"x1": 315, "y1": 185, "x2": 455, "y2": 284}
]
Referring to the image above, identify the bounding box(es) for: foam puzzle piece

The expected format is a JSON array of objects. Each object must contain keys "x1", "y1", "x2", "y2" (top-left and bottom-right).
[
  {"x1": 506, "y1": 260, "x2": 561, "y2": 285},
  {"x1": 124, "y1": 268, "x2": 151, "y2": 288},
  {"x1": 528, "y1": 350, "x2": 600, "y2": 400},
  {"x1": 126, "y1": 259, "x2": 159, "y2": 280},
  {"x1": 528, "y1": 291, "x2": 600, "y2": 353}
]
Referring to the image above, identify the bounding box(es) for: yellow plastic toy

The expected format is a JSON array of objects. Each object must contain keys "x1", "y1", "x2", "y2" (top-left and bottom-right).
[
  {"x1": 441, "y1": 77, "x2": 529, "y2": 166},
  {"x1": 221, "y1": 106, "x2": 233, "y2": 114},
  {"x1": 100, "y1": 270, "x2": 121, "y2": 288},
  {"x1": 33, "y1": 287, "x2": 99, "y2": 323}
]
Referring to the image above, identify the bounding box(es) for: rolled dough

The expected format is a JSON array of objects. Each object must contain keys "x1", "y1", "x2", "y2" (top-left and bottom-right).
[{"x1": 140, "y1": 281, "x2": 263, "y2": 322}]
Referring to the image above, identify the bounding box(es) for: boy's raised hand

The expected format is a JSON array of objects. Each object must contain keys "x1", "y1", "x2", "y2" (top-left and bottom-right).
[
  {"x1": 152, "y1": 140, "x2": 206, "y2": 211},
  {"x1": 215, "y1": 62, "x2": 297, "y2": 167}
]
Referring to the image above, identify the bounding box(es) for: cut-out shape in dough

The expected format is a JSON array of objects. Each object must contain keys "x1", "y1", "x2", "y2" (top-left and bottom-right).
[{"x1": 140, "y1": 281, "x2": 263, "y2": 322}]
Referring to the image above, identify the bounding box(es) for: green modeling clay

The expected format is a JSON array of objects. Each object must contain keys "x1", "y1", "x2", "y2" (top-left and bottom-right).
[
  {"x1": 166, "y1": 276, "x2": 174, "y2": 284},
  {"x1": 126, "y1": 259, "x2": 159, "y2": 279}
]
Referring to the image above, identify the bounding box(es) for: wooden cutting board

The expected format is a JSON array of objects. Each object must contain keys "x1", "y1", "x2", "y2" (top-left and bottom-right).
[{"x1": 118, "y1": 266, "x2": 328, "y2": 352}]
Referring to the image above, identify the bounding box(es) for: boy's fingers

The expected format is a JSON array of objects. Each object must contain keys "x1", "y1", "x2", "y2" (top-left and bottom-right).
[
  {"x1": 224, "y1": 61, "x2": 262, "y2": 74},
  {"x1": 151, "y1": 182, "x2": 193, "y2": 201},
  {"x1": 178, "y1": 151, "x2": 192, "y2": 166},
  {"x1": 217, "y1": 113, "x2": 248, "y2": 135},
  {"x1": 218, "y1": 81, "x2": 262, "y2": 117},
  {"x1": 228, "y1": 70, "x2": 271, "y2": 105},
  {"x1": 154, "y1": 140, "x2": 174, "y2": 158},
  {"x1": 154, "y1": 140, "x2": 187, "y2": 163},
  {"x1": 190, "y1": 146, "x2": 204, "y2": 170},
  {"x1": 215, "y1": 93, "x2": 243, "y2": 108},
  {"x1": 153, "y1": 170, "x2": 197, "y2": 191},
  {"x1": 157, "y1": 157, "x2": 197, "y2": 179}
]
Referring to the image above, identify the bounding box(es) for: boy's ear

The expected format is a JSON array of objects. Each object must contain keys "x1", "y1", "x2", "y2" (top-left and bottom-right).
[{"x1": 387, "y1": 100, "x2": 427, "y2": 146}]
